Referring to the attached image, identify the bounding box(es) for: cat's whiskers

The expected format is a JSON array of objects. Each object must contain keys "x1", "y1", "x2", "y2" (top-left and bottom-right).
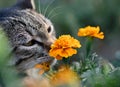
[
  {"x1": 38, "y1": 0, "x2": 62, "y2": 19},
  {"x1": 38, "y1": 0, "x2": 42, "y2": 13},
  {"x1": 47, "y1": 6, "x2": 62, "y2": 19},
  {"x1": 43, "y1": 0, "x2": 56, "y2": 17},
  {"x1": 49, "y1": 12, "x2": 62, "y2": 20}
]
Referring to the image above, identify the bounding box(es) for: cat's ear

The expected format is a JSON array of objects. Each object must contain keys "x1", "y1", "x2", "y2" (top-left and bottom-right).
[{"x1": 15, "y1": 0, "x2": 35, "y2": 9}]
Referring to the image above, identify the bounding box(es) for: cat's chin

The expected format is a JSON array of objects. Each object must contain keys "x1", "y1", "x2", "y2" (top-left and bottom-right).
[
  {"x1": 14, "y1": 56, "x2": 53, "y2": 72},
  {"x1": 25, "y1": 58, "x2": 56, "y2": 78}
]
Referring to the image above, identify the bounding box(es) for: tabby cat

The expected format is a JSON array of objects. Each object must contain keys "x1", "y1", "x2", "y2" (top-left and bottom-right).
[{"x1": 0, "y1": 0, "x2": 56, "y2": 76}]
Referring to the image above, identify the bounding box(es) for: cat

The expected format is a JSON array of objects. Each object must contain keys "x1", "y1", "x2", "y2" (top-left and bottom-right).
[{"x1": 0, "y1": 0, "x2": 56, "y2": 76}]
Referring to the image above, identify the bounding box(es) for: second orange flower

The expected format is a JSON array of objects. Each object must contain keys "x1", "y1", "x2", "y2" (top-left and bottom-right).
[{"x1": 77, "y1": 26, "x2": 104, "y2": 39}]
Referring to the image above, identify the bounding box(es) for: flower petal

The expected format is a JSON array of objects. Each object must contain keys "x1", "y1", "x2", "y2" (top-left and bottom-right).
[
  {"x1": 78, "y1": 26, "x2": 104, "y2": 39},
  {"x1": 49, "y1": 35, "x2": 81, "y2": 59}
]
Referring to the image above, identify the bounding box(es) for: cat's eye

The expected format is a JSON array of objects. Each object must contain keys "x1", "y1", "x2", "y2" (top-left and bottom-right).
[
  {"x1": 24, "y1": 40, "x2": 44, "y2": 47},
  {"x1": 47, "y1": 27, "x2": 51, "y2": 33},
  {"x1": 24, "y1": 40, "x2": 35, "y2": 46}
]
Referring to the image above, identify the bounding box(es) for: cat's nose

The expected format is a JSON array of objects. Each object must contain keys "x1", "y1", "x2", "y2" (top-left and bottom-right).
[{"x1": 46, "y1": 36, "x2": 56, "y2": 46}]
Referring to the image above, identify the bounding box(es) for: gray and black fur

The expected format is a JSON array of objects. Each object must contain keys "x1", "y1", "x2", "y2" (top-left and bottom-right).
[{"x1": 0, "y1": 0, "x2": 56, "y2": 73}]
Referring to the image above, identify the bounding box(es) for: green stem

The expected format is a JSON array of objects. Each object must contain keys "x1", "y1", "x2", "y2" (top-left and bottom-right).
[{"x1": 86, "y1": 37, "x2": 93, "y2": 58}]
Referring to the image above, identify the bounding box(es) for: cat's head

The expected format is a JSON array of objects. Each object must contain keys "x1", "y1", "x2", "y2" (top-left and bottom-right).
[{"x1": 0, "y1": 0, "x2": 56, "y2": 72}]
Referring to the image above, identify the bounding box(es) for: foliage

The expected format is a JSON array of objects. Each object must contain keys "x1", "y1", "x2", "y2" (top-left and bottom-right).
[
  {"x1": 0, "y1": 28, "x2": 22, "y2": 87},
  {"x1": 34, "y1": 26, "x2": 120, "y2": 87}
]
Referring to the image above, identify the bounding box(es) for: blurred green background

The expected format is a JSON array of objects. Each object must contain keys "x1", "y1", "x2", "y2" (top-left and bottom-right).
[{"x1": 0, "y1": 0, "x2": 120, "y2": 64}]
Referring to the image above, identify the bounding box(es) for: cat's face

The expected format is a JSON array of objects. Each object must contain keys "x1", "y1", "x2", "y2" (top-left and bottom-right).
[
  {"x1": 0, "y1": 0, "x2": 56, "y2": 71},
  {"x1": 12, "y1": 10, "x2": 56, "y2": 71}
]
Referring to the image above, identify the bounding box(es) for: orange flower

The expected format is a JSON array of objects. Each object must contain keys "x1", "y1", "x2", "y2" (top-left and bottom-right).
[
  {"x1": 49, "y1": 35, "x2": 81, "y2": 60},
  {"x1": 35, "y1": 62, "x2": 50, "y2": 75},
  {"x1": 78, "y1": 26, "x2": 104, "y2": 39},
  {"x1": 50, "y1": 66, "x2": 80, "y2": 87}
]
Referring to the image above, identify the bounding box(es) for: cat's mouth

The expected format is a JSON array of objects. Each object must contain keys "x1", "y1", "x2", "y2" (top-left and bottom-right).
[{"x1": 35, "y1": 56, "x2": 53, "y2": 64}]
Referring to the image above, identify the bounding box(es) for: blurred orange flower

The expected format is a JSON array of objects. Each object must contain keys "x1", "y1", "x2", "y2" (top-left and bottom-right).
[
  {"x1": 49, "y1": 35, "x2": 81, "y2": 60},
  {"x1": 78, "y1": 26, "x2": 104, "y2": 39},
  {"x1": 35, "y1": 62, "x2": 50, "y2": 75},
  {"x1": 50, "y1": 66, "x2": 80, "y2": 87}
]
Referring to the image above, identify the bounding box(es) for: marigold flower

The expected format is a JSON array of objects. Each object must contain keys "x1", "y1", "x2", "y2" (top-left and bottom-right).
[
  {"x1": 35, "y1": 62, "x2": 50, "y2": 74},
  {"x1": 78, "y1": 26, "x2": 104, "y2": 39},
  {"x1": 50, "y1": 66, "x2": 80, "y2": 87},
  {"x1": 49, "y1": 35, "x2": 81, "y2": 60}
]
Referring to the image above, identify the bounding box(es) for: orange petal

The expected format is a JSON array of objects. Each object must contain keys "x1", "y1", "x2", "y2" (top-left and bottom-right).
[
  {"x1": 39, "y1": 70, "x2": 45, "y2": 75},
  {"x1": 35, "y1": 64, "x2": 43, "y2": 69}
]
